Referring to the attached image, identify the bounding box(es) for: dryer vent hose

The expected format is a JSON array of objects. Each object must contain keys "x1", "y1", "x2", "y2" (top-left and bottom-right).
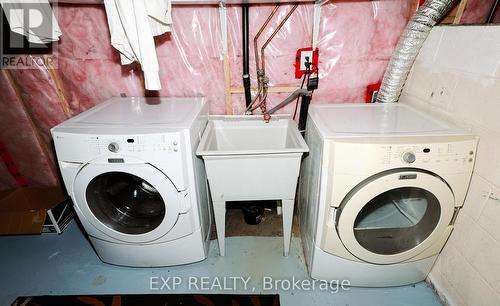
[{"x1": 376, "y1": 0, "x2": 460, "y2": 103}]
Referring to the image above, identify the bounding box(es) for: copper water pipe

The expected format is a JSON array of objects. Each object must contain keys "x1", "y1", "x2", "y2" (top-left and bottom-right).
[
  {"x1": 260, "y1": 4, "x2": 298, "y2": 77},
  {"x1": 244, "y1": 4, "x2": 279, "y2": 114},
  {"x1": 254, "y1": 5, "x2": 279, "y2": 74}
]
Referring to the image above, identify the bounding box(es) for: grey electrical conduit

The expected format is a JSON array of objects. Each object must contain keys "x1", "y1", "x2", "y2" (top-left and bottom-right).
[{"x1": 376, "y1": 0, "x2": 460, "y2": 103}]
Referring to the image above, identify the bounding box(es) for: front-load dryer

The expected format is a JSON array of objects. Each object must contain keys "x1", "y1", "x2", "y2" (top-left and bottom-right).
[
  {"x1": 51, "y1": 97, "x2": 211, "y2": 267},
  {"x1": 299, "y1": 103, "x2": 478, "y2": 286}
]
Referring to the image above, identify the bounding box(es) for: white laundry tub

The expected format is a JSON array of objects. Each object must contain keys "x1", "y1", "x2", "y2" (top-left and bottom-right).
[
  {"x1": 196, "y1": 115, "x2": 309, "y2": 256},
  {"x1": 197, "y1": 115, "x2": 309, "y2": 201}
]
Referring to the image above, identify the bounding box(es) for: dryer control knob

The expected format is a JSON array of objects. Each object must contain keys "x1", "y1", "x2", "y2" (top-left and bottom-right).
[
  {"x1": 403, "y1": 151, "x2": 416, "y2": 163},
  {"x1": 108, "y1": 142, "x2": 119, "y2": 153}
]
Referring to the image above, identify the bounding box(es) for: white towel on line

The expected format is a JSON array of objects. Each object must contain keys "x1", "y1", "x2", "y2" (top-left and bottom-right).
[
  {"x1": 0, "y1": 0, "x2": 61, "y2": 44},
  {"x1": 103, "y1": 0, "x2": 172, "y2": 91}
]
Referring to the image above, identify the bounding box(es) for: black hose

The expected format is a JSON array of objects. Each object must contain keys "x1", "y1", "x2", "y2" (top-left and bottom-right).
[
  {"x1": 242, "y1": 5, "x2": 252, "y2": 107},
  {"x1": 486, "y1": 0, "x2": 499, "y2": 23}
]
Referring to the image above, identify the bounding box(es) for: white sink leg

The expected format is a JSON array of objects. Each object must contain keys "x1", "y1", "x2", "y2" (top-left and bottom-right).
[
  {"x1": 282, "y1": 199, "x2": 294, "y2": 257},
  {"x1": 213, "y1": 200, "x2": 226, "y2": 256},
  {"x1": 276, "y1": 201, "x2": 282, "y2": 216}
]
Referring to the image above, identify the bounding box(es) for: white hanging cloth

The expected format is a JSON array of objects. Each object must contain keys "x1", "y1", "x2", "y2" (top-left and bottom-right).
[
  {"x1": 0, "y1": 0, "x2": 62, "y2": 44},
  {"x1": 103, "y1": 0, "x2": 172, "y2": 91}
]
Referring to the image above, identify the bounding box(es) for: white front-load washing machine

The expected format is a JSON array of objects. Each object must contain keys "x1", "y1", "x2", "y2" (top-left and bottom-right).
[
  {"x1": 299, "y1": 103, "x2": 478, "y2": 286},
  {"x1": 51, "y1": 97, "x2": 211, "y2": 267}
]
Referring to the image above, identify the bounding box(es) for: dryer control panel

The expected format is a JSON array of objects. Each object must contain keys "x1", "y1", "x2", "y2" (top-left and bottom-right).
[
  {"x1": 381, "y1": 142, "x2": 475, "y2": 167},
  {"x1": 331, "y1": 136, "x2": 478, "y2": 175}
]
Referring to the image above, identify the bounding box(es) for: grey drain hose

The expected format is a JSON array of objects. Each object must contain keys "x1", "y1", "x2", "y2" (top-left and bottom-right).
[{"x1": 267, "y1": 88, "x2": 310, "y2": 115}]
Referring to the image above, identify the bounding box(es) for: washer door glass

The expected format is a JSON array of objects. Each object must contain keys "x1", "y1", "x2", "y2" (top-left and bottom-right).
[
  {"x1": 85, "y1": 172, "x2": 166, "y2": 235},
  {"x1": 353, "y1": 187, "x2": 441, "y2": 255}
]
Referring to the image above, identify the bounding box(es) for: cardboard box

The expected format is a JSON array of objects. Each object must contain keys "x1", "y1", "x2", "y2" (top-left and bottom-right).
[{"x1": 0, "y1": 187, "x2": 73, "y2": 235}]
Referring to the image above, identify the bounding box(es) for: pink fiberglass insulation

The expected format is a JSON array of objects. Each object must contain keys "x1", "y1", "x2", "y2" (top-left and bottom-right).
[
  {"x1": 461, "y1": 0, "x2": 498, "y2": 24},
  {"x1": 8, "y1": 68, "x2": 70, "y2": 144},
  {"x1": 0, "y1": 71, "x2": 59, "y2": 188},
  {"x1": 51, "y1": 1, "x2": 413, "y2": 117},
  {"x1": 154, "y1": 6, "x2": 226, "y2": 115},
  {"x1": 0, "y1": 1, "x2": 417, "y2": 190},
  {"x1": 54, "y1": 5, "x2": 145, "y2": 114},
  {"x1": 0, "y1": 161, "x2": 18, "y2": 190}
]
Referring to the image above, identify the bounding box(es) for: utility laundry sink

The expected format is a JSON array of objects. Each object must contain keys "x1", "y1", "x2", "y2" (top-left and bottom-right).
[{"x1": 196, "y1": 115, "x2": 309, "y2": 256}]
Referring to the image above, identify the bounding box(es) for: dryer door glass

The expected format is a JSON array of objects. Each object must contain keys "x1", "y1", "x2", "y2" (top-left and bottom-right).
[
  {"x1": 353, "y1": 187, "x2": 441, "y2": 255},
  {"x1": 86, "y1": 171, "x2": 166, "y2": 235}
]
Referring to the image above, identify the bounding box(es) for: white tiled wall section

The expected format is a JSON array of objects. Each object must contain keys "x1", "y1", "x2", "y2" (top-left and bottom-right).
[{"x1": 400, "y1": 25, "x2": 500, "y2": 306}]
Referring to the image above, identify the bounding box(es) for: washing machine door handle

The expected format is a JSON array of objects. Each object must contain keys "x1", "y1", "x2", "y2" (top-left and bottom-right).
[{"x1": 177, "y1": 190, "x2": 191, "y2": 213}]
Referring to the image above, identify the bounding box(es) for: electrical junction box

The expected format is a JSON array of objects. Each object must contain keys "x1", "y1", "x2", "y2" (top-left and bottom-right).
[{"x1": 295, "y1": 47, "x2": 319, "y2": 79}]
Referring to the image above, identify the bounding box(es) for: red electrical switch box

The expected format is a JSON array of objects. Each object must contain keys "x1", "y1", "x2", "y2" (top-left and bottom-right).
[
  {"x1": 365, "y1": 82, "x2": 381, "y2": 103},
  {"x1": 295, "y1": 47, "x2": 319, "y2": 79}
]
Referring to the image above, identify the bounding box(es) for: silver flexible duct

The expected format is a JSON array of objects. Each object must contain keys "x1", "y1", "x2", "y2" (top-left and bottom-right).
[{"x1": 376, "y1": 0, "x2": 460, "y2": 103}]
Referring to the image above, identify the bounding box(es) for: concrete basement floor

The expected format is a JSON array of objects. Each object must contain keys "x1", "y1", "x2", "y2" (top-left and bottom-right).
[
  {"x1": 0, "y1": 209, "x2": 443, "y2": 306},
  {"x1": 223, "y1": 201, "x2": 300, "y2": 238}
]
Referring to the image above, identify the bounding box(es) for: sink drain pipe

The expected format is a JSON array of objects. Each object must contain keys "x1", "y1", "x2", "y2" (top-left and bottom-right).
[
  {"x1": 376, "y1": 0, "x2": 460, "y2": 103},
  {"x1": 242, "y1": 5, "x2": 252, "y2": 107},
  {"x1": 298, "y1": 94, "x2": 311, "y2": 132}
]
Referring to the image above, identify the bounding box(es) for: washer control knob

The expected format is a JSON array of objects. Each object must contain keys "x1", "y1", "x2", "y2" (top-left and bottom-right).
[
  {"x1": 108, "y1": 142, "x2": 119, "y2": 153},
  {"x1": 403, "y1": 151, "x2": 416, "y2": 163},
  {"x1": 173, "y1": 141, "x2": 178, "y2": 146}
]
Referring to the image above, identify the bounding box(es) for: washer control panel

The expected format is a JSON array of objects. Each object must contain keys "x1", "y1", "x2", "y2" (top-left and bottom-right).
[{"x1": 88, "y1": 134, "x2": 181, "y2": 154}]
